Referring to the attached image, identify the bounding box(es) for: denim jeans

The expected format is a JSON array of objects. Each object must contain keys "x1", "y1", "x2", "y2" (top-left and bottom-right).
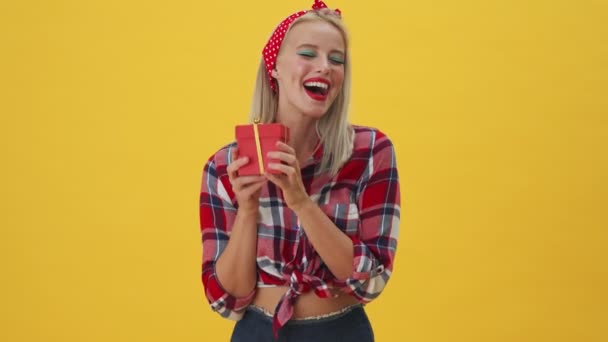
[{"x1": 230, "y1": 305, "x2": 374, "y2": 342}]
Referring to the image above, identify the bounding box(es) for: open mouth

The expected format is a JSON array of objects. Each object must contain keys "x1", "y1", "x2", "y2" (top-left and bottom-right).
[{"x1": 303, "y1": 80, "x2": 330, "y2": 101}]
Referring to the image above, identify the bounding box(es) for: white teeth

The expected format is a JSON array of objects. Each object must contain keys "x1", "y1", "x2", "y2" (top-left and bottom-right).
[{"x1": 304, "y1": 81, "x2": 328, "y2": 89}]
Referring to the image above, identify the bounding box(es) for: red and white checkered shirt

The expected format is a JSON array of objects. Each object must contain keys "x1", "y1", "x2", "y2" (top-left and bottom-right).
[{"x1": 200, "y1": 125, "x2": 401, "y2": 334}]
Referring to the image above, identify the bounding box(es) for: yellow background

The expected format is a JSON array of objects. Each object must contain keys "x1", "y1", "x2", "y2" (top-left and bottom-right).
[{"x1": 1, "y1": 0, "x2": 607, "y2": 341}]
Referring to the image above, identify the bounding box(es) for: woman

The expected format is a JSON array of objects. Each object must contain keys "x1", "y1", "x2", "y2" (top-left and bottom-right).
[{"x1": 199, "y1": 1, "x2": 401, "y2": 341}]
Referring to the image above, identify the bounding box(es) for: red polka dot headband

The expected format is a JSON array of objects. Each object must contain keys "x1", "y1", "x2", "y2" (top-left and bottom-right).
[{"x1": 262, "y1": 0, "x2": 342, "y2": 92}]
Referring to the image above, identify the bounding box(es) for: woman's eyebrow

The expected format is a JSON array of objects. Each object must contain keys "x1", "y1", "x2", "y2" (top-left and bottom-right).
[{"x1": 296, "y1": 43, "x2": 318, "y2": 49}]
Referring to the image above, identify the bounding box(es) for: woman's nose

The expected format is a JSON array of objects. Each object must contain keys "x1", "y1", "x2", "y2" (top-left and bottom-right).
[{"x1": 315, "y1": 58, "x2": 330, "y2": 74}]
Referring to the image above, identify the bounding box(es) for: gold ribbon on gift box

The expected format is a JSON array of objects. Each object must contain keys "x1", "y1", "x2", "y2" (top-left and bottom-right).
[{"x1": 253, "y1": 117, "x2": 265, "y2": 174}]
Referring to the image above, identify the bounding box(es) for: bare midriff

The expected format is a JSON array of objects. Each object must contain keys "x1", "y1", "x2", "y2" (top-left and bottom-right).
[{"x1": 251, "y1": 286, "x2": 359, "y2": 318}]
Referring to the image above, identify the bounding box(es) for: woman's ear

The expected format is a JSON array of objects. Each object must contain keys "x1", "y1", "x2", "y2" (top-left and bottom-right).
[{"x1": 271, "y1": 68, "x2": 279, "y2": 79}]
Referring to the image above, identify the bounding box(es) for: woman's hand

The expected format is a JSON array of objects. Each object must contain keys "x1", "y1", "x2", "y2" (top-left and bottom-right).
[
  {"x1": 265, "y1": 142, "x2": 311, "y2": 211},
  {"x1": 227, "y1": 147, "x2": 267, "y2": 214}
]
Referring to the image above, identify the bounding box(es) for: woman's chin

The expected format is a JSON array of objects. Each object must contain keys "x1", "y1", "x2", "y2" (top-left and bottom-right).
[
  {"x1": 302, "y1": 109, "x2": 328, "y2": 119},
  {"x1": 301, "y1": 102, "x2": 333, "y2": 118}
]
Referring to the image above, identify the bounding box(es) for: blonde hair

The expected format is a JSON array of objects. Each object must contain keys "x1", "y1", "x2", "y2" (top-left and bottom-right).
[{"x1": 248, "y1": 9, "x2": 354, "y2": 176}]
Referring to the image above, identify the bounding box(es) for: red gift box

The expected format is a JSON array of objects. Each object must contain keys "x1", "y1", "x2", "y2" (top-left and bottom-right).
[{"x1": 235, "y1": 123, "x2": 290, "y2": 176}]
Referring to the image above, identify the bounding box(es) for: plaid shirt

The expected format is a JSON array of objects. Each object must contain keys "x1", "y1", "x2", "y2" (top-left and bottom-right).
[{"x1": 199, "y1": 125, "x2": 401, "y2": 334}]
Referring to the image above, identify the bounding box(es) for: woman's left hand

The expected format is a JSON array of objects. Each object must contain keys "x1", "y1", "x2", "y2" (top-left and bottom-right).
[{"x1": 265, "y1": 142, "x2": 311, "y2": 211}]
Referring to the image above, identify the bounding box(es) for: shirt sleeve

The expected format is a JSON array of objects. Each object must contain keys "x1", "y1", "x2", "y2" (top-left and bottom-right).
[
  {"x1": 334, "y1": 130, "x2": 401, "y2": 303},
  {"x1": 200, "y1": 154, "x2": 256, "y2": 320}
]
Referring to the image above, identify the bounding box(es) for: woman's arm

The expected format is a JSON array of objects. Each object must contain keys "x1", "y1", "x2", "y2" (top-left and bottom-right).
[
  {"x1": 291, "y1": 200, "x2": 354, "y2": 280},
  {"x1": 200, "y1": 148, "x2": 266, "y2": 319},
  {"x1": 214, "y1": 208, "x2": 259, "y2": 296},
  {"x1": 215, "y1": 152, "x2": 266, "y2": 296},
  {"x1": 266, "y1": 130, "x2": 400, "y2": 301}
]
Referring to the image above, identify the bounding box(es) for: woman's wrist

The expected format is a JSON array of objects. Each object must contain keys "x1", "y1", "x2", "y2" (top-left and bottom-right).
[
  {"x1": 236, "y1": 206, "x2": 259, "y2": 219},
  {"x1": 291, "y1": 197, "x2": 315, "y2": 216}
]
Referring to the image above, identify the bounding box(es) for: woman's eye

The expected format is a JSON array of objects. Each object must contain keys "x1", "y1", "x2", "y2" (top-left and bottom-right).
[
  {"x1": 329, "y1": 56, "x2": 345, "y2": 65},
  {"x1": 297, "y1": 50, "x2": 316, "y2": 58}
]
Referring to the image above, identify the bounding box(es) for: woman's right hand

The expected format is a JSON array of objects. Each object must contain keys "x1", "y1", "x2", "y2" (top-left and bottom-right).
[{"x1": 227, "y1": 147, "x2": 267, "y2": 214}]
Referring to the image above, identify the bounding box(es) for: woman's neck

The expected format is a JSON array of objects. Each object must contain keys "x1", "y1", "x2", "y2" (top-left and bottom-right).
[{"x1": 275, "y1": 112, "x2": 320, "y2": 163}]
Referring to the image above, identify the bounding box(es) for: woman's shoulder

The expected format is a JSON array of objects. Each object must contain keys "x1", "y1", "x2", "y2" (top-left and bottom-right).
[
  {"x1": 203, "y1": 141, "x2": 237, "y2": 173},
  {"x1": 350, "y1": 124, "x2": 394, "y2": 149}
]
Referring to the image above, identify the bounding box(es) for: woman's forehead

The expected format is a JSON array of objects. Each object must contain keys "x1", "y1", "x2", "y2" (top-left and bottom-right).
[{"x1": 283, "y1": 21, "x2": 345, "y2": 51}]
